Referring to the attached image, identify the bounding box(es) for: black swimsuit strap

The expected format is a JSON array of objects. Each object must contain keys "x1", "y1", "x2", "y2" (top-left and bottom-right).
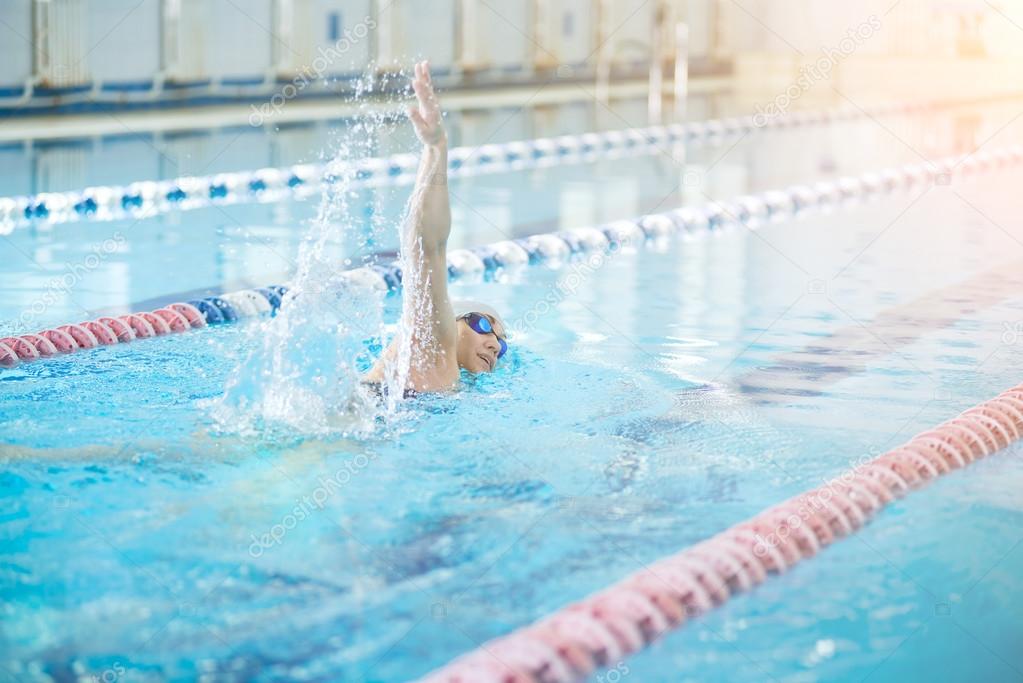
[{"x1": 362, "y1": 381, "x2": 418, "y2": 400}]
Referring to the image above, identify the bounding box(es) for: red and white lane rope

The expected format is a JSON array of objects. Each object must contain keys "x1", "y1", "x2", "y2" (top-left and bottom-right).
[
  {"x1": 420, "y1": 383, "x2": 1023, "y2": 682},
  {"x1": 0, "y1": 303, "x2": 208, "y2": 368}
]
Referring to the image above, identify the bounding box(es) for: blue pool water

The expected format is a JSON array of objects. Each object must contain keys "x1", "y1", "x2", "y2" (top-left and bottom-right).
[{"x1": 2, "y1": 95, "x2": 1023, "y2": 682}]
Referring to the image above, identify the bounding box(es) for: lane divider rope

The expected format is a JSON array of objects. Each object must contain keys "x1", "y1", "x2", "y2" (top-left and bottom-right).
[
  {"x1": 2, "y1": 142, "x2": 1021, "y2": 369},
  {"x1": 0, "y1": 94, "x2": 1006, "y2": 233},
  {"x1": 417, "y1": 381, "x2": 1023, "y2": 682}
]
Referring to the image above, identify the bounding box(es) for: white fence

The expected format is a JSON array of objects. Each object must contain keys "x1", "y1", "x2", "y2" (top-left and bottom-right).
[{"x1": 0, "y1": 0, "x2": 719, "y2": 110}]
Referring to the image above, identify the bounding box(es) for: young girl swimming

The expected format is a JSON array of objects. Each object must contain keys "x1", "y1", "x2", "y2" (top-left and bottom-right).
[{"x1": 362, "y1": 61, "x2": 508, "y2": 394}]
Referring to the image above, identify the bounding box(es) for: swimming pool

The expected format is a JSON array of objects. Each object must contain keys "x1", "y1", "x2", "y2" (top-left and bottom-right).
[{"x1": 2, "y1": 94, "x2": 1023, "y2": 682}]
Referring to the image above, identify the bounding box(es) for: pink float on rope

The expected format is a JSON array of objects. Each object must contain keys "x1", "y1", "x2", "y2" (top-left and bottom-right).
[
  {"x1": 42, "y1": 328, "x2": 79, "y2": 353},
  {"x1": 981, "y1": 403, "x2": 1023, "y2": 439},
  {"x1": 782, "y1": 496, "x2": 836, "y2": 545},
  {"x1": 547, "y1": 611, "x2": 624, "y2": 667},
  {"x1": 623, "y1": 571, "x2": 688, "y2": 626},
  {"x1": 764, "y1": 505, "x2": 822, "y2": 557},
  {"x1": 169, "y1": 302, "x2": 207, "y2": 328},
  {"x1": 912, "y1": 434, "x2": 968, "y2": 468},
  {"x1": 812, "y1": 494, "x2": 851, "y2": 539},
  {"x1": 861, "y1": 461, "x2": 911, "y2": 496},
  {"x1": 82, "y1": 321, "x2": 118, "y2": 345},
  {"x1": 836, "y1": 476, "x2": 885, "y2": 512},
  {"x1": 0, "y1": 341, "x2": 18, "y2": 368},
  {"x1": 668, "y1": 554, "x2": 729, "y2": 605},
  {"x1": 567, "y1": 600, "x2": 644, "y2": 655},
  {"x1": 996, "y1": 392, "x2": 1023, "y2": 410},
  {"x1": 120, "y1": 314, "x2": 156, "y2": 339},
  {"x1": 875, "y1": 451, "x2": 926, "y2": 487},
  {"x1": 936, "y1": 422, "x2": 985, "y2": 460},
  {"x1": 20, "y1": 334, "x2": 58, "y2": 357},
  {"x1": 989, "y1": 396, "x2": 1023, "y2": 428},
  {"x1": 852, "y1": 470, "x2": 896, "y2": 505},
  {"x1": 729, "y1": 527, "x2": 791, "y2": 572},
  {"x1": 643, "y1": 558, "x2": 716, "y2": 614},
  {"x1": 819, "y1": 486, "x2": 862, "y2": 532},
  {"x1": 687, "y1": 543, "x2": 752, "y2": 592},
  {"x1": 97, "y1": 317, "x2": 136, "y2": 342},
  {"x1": 905, "y1": 441, "x2": 952, "y2": 474},
  {"x1": 57, "y1": 324, "x2": 98, "y2": 349},
  {"x1": 590, "y1": 586, "x2": 672, "y2": 643},
  {"x1": 948, "y1": 417, "x2": 997, "y2": 455},
  {"x1": 0, "y1": 336, "x2": 39, "y2": 360},
  {"x1": 710, "y1": 534, "x2": 768, "y2": 584},
  {"x1": 140, "y1": 311, "x2": 172, "y2": 335},
  {"x1": 736, "y1": 515, "x2": 804, "y2": 566},
  {"x1": 525, "y1": 621, "x2": 596, "y2": 676},
  {"x1": 964, "y1": 408, "x2": 1014, "y2": 445},
  {"x1": 154, "y1": 307, "x2": 189, "y2": 332},
  {"x1": 484, "y1": 636, "x2": 575, "y2": 683}
]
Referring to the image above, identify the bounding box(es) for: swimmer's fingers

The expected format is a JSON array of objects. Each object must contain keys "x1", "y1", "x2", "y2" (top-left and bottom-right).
[
  {"x1": 415, "y1": 59, "x2": 432, "y2": 85},
  {"x1": 412, "y1": 69, "x2": 437, "y2": 113},
  {"x1": 409, "y1": 60, "x2": 444, "y2": 144},
  {"x1": 412, "y1": 72, "x2": 429, "y2": 104},
  {"x1": 408, "y1": 105, "x2": 427, "y2": 135}
]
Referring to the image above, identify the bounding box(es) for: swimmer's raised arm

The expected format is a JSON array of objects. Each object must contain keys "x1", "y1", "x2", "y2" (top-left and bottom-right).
[
  {"x1": 365, "y1": 61, "x2": 483, "y2": 391},
  {"x1": 403, "y1": 60, "x2": 456, "y2": 356}
]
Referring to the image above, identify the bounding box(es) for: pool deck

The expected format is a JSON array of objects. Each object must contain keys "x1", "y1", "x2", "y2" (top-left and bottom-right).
[{"x1": 0, "y1": 76, "x2": 731, "y2": 144}]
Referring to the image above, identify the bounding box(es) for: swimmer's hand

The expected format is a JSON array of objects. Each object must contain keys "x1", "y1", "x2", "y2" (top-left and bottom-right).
[{"x1": 408, "y1": 60, "x2": 446, "y2": 147}]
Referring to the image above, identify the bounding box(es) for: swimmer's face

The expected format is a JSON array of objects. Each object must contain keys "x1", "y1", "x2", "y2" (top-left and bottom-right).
[{"x1": 456, "y1": 312, "x2": 506, "y2": 373}]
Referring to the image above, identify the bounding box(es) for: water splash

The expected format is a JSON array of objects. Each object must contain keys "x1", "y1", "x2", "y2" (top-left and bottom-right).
[{"x1": 211, "y1": 70, "x2": 421, "y2": 438}]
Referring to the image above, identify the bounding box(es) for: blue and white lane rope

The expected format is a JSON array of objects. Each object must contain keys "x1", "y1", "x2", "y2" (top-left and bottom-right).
[
  {"x1": 0, "y1": 96, "x2": 988, "y2": 234},
  {"x1": 3, "y1": 141, "x2": 1020, "y2": 368}
]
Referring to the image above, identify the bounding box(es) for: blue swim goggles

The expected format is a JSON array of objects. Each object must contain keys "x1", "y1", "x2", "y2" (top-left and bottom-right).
[{"x1": 460, "y1": 312, "x2": 508, "y2": 359}]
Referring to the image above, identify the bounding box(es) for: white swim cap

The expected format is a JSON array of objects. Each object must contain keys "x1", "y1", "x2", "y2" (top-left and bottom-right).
[{"x1": 452, "y1": 299, "x2": 507, "y2": 335}]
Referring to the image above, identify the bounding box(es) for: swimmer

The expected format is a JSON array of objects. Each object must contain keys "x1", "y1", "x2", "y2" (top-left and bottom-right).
[{"x1": 362, "y1": 61, "x2": 508, "y2": 394}]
